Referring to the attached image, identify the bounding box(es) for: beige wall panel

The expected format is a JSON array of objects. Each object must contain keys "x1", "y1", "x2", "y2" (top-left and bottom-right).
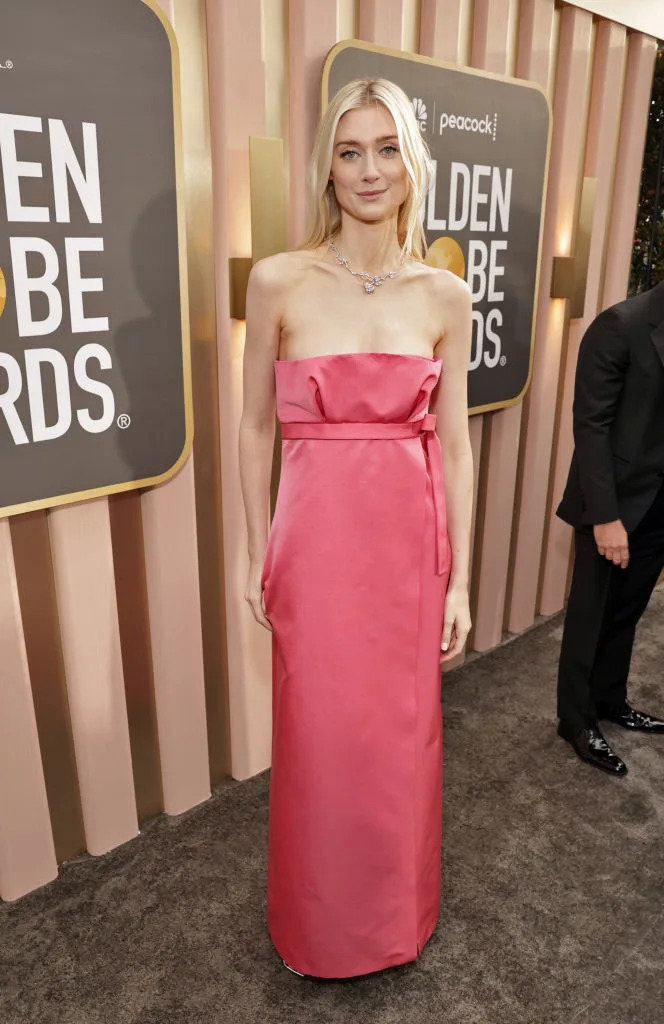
[
  {"x1": 141, "y1": 462, "x2": 211, "y2": 814},
  {"x1": 263, "y1": 0, "x2": 289, "y2": 140},
  {"x1": 540, "y1": 20, "x2": 630, "y2": 615},
  {"x1": 0, "y1": 520, "x2": 58, "y2": 901},
  {"x1": 402, "y1": 0, "x2": 423, "y2": 52},
  {"x1": 10, "y1": 511, "x2": 86, "y2": 863},
  {"x1": 108, "y1": 492, "x2": 164, "y2": 822},
  {"x1": 207, "y1": 0, "x2": 274, "y2": 779},
  {"x1": 168, "y1": 0, "x2": 232, "y2": 785},
  {"x1": 464, "y1": 0, "x2": 521, "y2": 652},
  {"x1": 48, "y1": 501, "x2": 138, "y2": 856},
  {"x1": 338, "y1": 0, "x2": 360, "y2": 39},
  {"x1": 602, "y1": 32, "x2": 658, "y2": 308},
  {"x1": 506, "y1": 5, "x2": 593, "y2": 631},
  {"x1": 470, "y1": 0, "x2": 515, "y2": 72},
  {"x1": 138, "y1": 0, "x2": 211, "y2": 817},
  {"x1": 419, "y1": 0, "x2": 464, "y2": 63},
  {"x1": 359, "y1": 0, "x2": 406, "y2": 49},
  {"x1": 494, "y1": 0, "x2": 556, "y2": 640},
  {"x1": 288, "y1": 0, "x2": 340, "y2": 246}
]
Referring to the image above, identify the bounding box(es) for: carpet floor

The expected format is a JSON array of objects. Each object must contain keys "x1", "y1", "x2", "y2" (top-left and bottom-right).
[{"x1": 3, "y1": 593, "x2": 664, "y2": 1024}]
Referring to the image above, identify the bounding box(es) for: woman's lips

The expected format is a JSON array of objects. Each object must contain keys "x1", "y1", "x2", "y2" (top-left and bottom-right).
[{"x1": 357, "y1": 189, "x2": 387, "y2": 201}]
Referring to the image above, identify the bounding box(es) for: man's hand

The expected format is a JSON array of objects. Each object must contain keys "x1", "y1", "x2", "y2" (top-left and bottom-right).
[{"x1": 593, "y1": 519, "x2": 629, "y2": 568}]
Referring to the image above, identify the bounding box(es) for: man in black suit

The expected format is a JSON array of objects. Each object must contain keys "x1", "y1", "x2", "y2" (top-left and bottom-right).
[{"x1": 556, "y1": 281, "x2": 664, "y2": 776}]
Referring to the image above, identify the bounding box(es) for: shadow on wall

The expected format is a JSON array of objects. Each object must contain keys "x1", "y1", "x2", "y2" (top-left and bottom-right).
[{"x1": 113, "y1": 189, "x2": 188, "y2": 484}]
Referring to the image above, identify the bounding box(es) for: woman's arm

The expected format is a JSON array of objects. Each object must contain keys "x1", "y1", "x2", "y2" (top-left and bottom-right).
[
  {"x1": 239, "y1": 256, "x2": 284, "y2": 630},
  {"x1": 431, "y1": 271, "x2": 473, "y2": 661}
]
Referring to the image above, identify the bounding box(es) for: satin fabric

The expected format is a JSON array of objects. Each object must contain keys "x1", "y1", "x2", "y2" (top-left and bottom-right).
[{"x1": 261, "y1": 352, "x2": 451, "y2": 978}]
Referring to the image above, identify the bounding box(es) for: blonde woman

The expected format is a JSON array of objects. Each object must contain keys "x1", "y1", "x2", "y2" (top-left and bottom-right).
[{"x1": 239, "y1": 78, "x2": 473, "y2": 979}]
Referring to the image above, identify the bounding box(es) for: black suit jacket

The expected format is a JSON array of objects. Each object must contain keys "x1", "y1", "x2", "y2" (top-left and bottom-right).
[{"x1": 557, "y1": 281, "x2": 664, "y2": 533}]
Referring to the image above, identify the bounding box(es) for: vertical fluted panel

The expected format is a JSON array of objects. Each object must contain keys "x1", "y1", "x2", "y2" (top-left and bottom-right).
[
  {"x1": 10, "y1": 511, "x2": 86, "y2": 861},
  {"x1": 359, "y1": 0, "x2": 405, "y2": 49},
  {"x1": 48, "y1": 501, "x2": 138, "y2": 856},
  {"x1": 539, "y1": 19, "x2": 629, "y2": 615},
  {"x1": 506, "y1": 4, "x2": 594, "y2": 630},
  {"x1": 206, "y1": 0, "x2": 274, "y2": 779},
  {"x1": 141, "y1": 0, "x2": 211, "y2": 819},
  {"x1": 141, "y1": 463, "x2": 211, "y2": 813},
  {"x1": 465, "y1": 0, "x2": 520, "y2": 652},
  {"x1": 419, "y1": 0, "x2": 464, "y2": 62},
  {"x1": 0, "y1": 520, "x2": 57, "y2": 901},
  {"x1": 288, "y1": 0, "x2": 339, "y2": 247}
]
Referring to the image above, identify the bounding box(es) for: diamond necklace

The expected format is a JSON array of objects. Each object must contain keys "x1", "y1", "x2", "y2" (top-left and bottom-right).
[{"x1": 328, "y1": 239, "x2": 405, "y2": 294}]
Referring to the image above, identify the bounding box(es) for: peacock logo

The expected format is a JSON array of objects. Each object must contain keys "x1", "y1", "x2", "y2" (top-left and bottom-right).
[{"x1": 412, "y1": 97, "x2": 428, "y2": 133}]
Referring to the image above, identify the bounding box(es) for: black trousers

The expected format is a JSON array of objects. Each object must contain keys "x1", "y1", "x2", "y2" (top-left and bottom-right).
[{"x1": 557, "y1": 481, "x2": 664, "y2": 727}]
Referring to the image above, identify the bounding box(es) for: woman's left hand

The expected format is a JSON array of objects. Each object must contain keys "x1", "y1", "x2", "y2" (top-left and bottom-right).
[{"x1": 440, "y1": 583, "x2": 471, "y2": 663}]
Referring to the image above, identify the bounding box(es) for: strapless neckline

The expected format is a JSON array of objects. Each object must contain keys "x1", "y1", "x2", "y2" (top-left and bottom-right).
[{"x1": 275, "y1": 352, "x2": 441, "y2": 366}]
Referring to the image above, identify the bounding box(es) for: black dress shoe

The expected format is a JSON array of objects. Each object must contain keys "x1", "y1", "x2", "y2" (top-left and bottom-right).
[
  {"x1": 596, "y1": 701, "x2": 664, "y2": 733},
  {"x1": 557, "y1": 719, "x2": 627, "y2": 776}
]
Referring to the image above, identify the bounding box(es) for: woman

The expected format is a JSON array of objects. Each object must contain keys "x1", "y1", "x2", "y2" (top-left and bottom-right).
[{"x1": 239, "y1": 77, "x2": 473, "y2": 979}]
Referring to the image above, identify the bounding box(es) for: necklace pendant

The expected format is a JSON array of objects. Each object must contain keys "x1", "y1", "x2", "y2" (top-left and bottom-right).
[{"x1": 363, "y1": 281, "x2": 375, "y2": 294}]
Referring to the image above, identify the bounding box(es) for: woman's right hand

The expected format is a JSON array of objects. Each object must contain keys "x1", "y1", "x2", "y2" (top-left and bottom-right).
[{"x1": 245, "y1": 561, "x2": 272, "y2": 631}]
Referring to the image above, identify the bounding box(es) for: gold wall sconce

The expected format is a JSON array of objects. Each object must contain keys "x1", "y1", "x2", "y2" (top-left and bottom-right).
[
  {"x1": 229, "y1": 137, "x2": 287, "y2": 318},
  {"x1": 550, "y1": 176, "x2": 597, "y2": 319}
]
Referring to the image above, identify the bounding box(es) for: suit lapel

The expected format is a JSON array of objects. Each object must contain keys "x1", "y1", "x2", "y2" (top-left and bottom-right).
[
  {"x1": 648, "y1": 283, "x2": 664, "y2": 367},
  {"x1": 652, "y1": 321, "x2": 664, "y2": 369}
]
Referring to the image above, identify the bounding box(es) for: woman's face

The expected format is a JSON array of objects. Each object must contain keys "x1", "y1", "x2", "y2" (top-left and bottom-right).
[{"x1": 329, "y1": 103, "x2": 409, "y2": 226}]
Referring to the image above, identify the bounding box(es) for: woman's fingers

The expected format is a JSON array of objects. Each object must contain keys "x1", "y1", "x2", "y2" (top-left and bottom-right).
[
  {"x1": 245, "y1": 590, "x2": 273, "y2": 631},
  {"x1": 441, "y1": 626, "x2": 462, "y2": 661},
  {"x1": 441, "y1": 619, "x2": 454, "y2": 653},
  {"x1": 440, "y1": 612, "x2": 471, "y2": 662}
]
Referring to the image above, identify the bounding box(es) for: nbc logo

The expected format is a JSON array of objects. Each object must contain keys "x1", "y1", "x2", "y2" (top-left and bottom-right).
[{"x1": 412, "y1": 97, "x2": 428, "y2": 133}]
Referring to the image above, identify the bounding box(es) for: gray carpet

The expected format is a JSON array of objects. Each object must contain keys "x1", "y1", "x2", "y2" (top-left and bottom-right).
[{"x1": 3, "y1": 593, "x2": 664, "y2": 1024}]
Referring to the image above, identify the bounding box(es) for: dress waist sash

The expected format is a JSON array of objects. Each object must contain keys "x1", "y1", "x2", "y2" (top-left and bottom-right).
[{"x1": 280, "y1": 413, "x2": 447, "y2": 575}]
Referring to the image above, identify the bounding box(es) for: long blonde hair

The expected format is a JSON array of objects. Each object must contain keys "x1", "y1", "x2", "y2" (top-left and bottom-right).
[{"x1": 302, "y1": 77, "x2": 433, "y2": 261}]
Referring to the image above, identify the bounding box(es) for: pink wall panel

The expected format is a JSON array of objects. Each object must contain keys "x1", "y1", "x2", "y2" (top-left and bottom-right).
[
  {"x1": 288, "y1": 0, "x2": 340, "y2": 246},
  {"x1": 0, "y1": 520, "x2": 57, "y2": 901},
  {"x1": 359, "y1": 0, "x2": 405, "y2": 49},
  {"x1": 206, "y1": 0, "x2": 274, "y2": 779},
  {"x1": 145, "y1": 0, "x2": 210, "y2": 815},
  {"x1": 48, "y1": 502, "x2": 138, "y2": 855},
  {"x1": 465, "y1": 0, "x2": 517, "y2": 652},
  {"x1": 470, "y1": 0, "x2": 514, "y2": 72},
  {"x1": 506, "y1": 4, "x2": 594, "y2": 631},
  {"x1": 142, "y1": 461, "x2": 211, "y2": 814},
  {"x1": 419, "y1": 0, "x2": 465, "y2": 62}
]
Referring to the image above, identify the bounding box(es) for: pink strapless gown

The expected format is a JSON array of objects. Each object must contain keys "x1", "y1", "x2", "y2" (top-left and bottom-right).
[{"x1": 261, "y1": 352, "x2": 451, "y2": 978}]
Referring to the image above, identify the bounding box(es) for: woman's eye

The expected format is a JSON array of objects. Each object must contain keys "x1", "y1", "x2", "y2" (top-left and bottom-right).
[
  {"x1": 381, "y1": 145, "x2": 399, "y2": 157},
  {"x1": 340, "y1": 149, "x2": 359, "y2": 160}
]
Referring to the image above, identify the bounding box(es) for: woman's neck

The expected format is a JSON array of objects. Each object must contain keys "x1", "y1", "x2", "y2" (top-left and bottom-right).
[{"x1": 331, "y1": 218, "x2": 402, "y2": 275}]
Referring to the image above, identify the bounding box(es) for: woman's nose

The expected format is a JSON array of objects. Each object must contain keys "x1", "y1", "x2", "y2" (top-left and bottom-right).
[{"x1": 362, "y1": 153, "x2": 379, "y2": 180}]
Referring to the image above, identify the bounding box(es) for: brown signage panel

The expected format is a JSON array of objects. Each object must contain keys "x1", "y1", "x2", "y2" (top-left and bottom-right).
[{"x1": 0, "y1": 0, "x2": 192, "y2": 515}]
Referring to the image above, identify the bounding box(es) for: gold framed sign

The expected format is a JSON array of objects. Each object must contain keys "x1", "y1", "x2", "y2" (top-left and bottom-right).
[
  {"x1": 0, "y1": 0, "x2": 192, "y2": 516},
  {"x1": 323, "y1": 41, "x2": 551, "y2": 415}
]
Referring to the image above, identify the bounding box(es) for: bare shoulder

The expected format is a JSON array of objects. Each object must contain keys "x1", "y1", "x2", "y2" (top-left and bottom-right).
[
  {"x1": 412, "y1": 261, "x2": 472, "y2": 308},
  {"x1": 249, "y1": 248, "x2": 321, "y2": 294}
]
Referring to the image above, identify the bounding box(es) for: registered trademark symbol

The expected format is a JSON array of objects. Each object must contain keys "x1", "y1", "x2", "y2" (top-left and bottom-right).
[
  {"x1": 500, "y1": 355, "x2": 507, "y2": 367},
  {"x1": 117, "y1": 413, "x2": 131, "y2": 429}
]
